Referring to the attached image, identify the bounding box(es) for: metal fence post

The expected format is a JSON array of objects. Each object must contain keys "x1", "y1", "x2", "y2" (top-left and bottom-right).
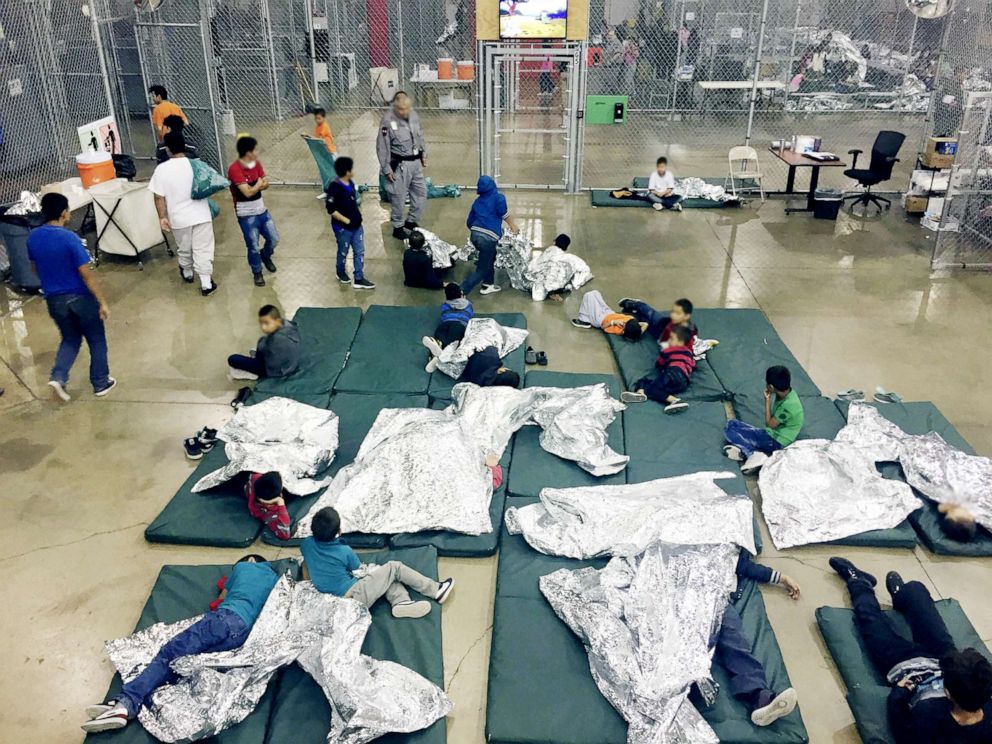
[{"x1": 744, "y1": 0, "x2": 770, "y2": 146}]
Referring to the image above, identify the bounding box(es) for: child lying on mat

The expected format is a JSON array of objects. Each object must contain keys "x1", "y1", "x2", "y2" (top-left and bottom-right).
[
  {"x1": 619, "y1": 296, "x2": 697, "y2": 345},
  {"x1": 228, "y1": 304, "x2": 301, "y2": 381},
  {"x1": 829, "y1": 556, "x2": 992, "y2": 743},
  {"x1": 301, "y1": 507, "x2": 455, "y2": 619},
  {"x1": 571, "y1": 290, "x2": 644, "y2": 339},
  {"x1": 246, "y1": 471, "x2": 291, "y2": 540},
  {"x1": 723, "y1": 365, "x2": 805, "y2": 473},
  {"x1": 620, "y1": 324, "x2": 695, "y2": 413},
  {"x1": 403, "y1": 229, "x2": 445, "y2": 290},
  {"x1": 422, "y1": 283, "x2": 475, "y2": 360},
  {"x1": 81, "y1": 555, "x2": 279, "y2": 733}
]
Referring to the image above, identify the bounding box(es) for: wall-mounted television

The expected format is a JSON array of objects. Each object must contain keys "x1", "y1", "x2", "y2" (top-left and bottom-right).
[{"x1": 499, "y1": 0, "x2": 568, "y2": 39}]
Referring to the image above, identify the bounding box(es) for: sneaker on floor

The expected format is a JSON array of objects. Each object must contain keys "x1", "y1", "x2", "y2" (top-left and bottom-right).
[
  {"x1": 621, "y1": 391, "x2": 647, "y2": 404},
  {"x1": 886, "y1": 571, "x2": 905, "y2": 598},
  {"x1": 873, "y1": 387, "x2": 903, "y2": 404},
  {"x1": 480, "y1": 283, "x2": 502, "y2": 295},
  {"x1": 197, "y1": 427, "x2": 218, "y2": 451},
  {"x1": 48, "y1": 380, "x2": 72, "y2": 402},
  {"x1": 422, "y1": 336, "x2": 443, "y2": 358},
  {"x1": 425, "y1": 356, "x2": 439, "y2": 373},
  {"x1": 94, "y1": 378, "x2": 117, "y2": 397},
  {"x1": 392, "y1": 226, "x2": 410, "y2": 240},
  {"x1": 741, "y1": 451, "x2": 769, "y2": 473},
  {"x1": 391, "y1": 600, "x2": 432, "y2": 619},
  {"x1": 85, "y1": 703, "x2": 119, "y2": 719},
  {"x1": 201, "y1": 281, "x2": 219, "y2": 297},
  {"x1": 231, "y1": 386, "x2": 252, "y2": 409},
  {"x1": 262, "y1": 257, "x2": 277, "y2": 273},
  {"x1": 722, "y1": 444, "x2": 744, "y2": 462},
  {"x1": 184, "y1": 437, "x2": 204, "y2": 460},
  {"x1": 81, "y1": 703, "x2": 129, "y2": 733},
  {"x1": 672, "y1": 202, "x2": 684, "y2": 212},
  {"x1": 751, "y1": 688, "x2": 797, "y2": 727},
  {"x1": 253, "y1": 272, "x2": 265, "y2": 287},
  {"x1": 228, "y1": 365, "x2": 259, "y2": 381},
  {"x1": 664, "y1": 400, "x2": 689, "y2": 415},
  {"x1": 652, "y1": 202, "x2": 664, "y2": 211},
  {"x1": 336, "y1": 270, "x2": 351, "y2": 284},
  {"x1": 178, "y1": 267, "x2": 195, "y2": 284},
  {"x1": 434, "y1": 578, "x2": 455, "y2": 604},
  {"x1": 570, "y1": 318, "x2": 593, "y2": 329},
  {"x1": 828, "y1": 556, "x2": 877, "y2": 587},
  {"x1": 353, "y1": 277, "x2": 376, "y2": 290},
  {"x1": 837, "y1": 389, "x2": 865, "y2": 402}
]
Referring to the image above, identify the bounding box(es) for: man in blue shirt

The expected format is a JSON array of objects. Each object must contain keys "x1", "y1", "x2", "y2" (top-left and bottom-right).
[
  {"x1": 81, "y1": 556, "x2": 279, "y2": 733},
  {"x1": 27, "y1": 193, "x2": 115, "y2": 401}
]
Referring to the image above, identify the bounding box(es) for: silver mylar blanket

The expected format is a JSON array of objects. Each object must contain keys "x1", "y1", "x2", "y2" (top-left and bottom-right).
[
  {"x1": 675, "y1": 177, "x2": 733, "y2": 202},
  {"x1": 193, "y1": 397, "x2": 338, "y2": 496},
  {"x1": 541, "y1": 542, "x2": 739, "y2": 744},
  {"x1": 416, "y1": 228, "x2": 459, "y2": 269},
  {"x1": 295, "y1": 383, "x2": 627, "y2": 537},
  {"x1": 105, "y1": 574, "x2": 452, "y2": 744},
  {"x1": 524, "y1": 245, "x2": 593, "y2": 301},
  {"x1": 456, "y1": 232, "x2": 535, "y2": 292},
  {"x1": 435, "y1": 317, "x2": 529, "y2": 379},
  {"x1": 506, "y1": 472, "x2": 756, "y2": 559}
]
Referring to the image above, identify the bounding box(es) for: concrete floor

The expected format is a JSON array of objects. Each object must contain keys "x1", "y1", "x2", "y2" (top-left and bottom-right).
[{"x1": 2, "y1": 185, "x2": 992, "y2": 744}]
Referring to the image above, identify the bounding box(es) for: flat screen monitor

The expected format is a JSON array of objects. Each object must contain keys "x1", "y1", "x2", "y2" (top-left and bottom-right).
[{"x1": 499, "y1": 0, "x2": 568, "y2": 39}]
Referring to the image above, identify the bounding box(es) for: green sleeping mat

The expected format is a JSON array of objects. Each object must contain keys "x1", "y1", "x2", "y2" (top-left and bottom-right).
[
  {"x1": 426, "y1": 312, "x2": 528, "y2": 403},
  {"x1": 507, "y1": 371, "x2": 625, "y2": 498},
  {"x1": 692, "y1": 308, "x2": 821, "y2": 399},
  {"x1": 835, "y1": 400, "x2": 992, "y2": 556},
  {"x1": 334, "y1": 305, "x2": 438, "y2": 394},
  {"x1": 245, "y1": 390, "x2": 332, "y2": 409},
  {"x1": 263, "y1": 546, "x2": 446, "y2": 744},
  {"x1": 259, "y1": 393, "x2": 428, "y2": 548},
  {"x1": 590, "y1": 178, "x2": 744, "y2": 209},
  {"x1": 487, "y1": 507, "x2": 808, "y2": 744},
  {"x1": 85, "y1": 559, "x2": 301, "y2": 744},
  {"x1": 816, "y1": 600, "x2": 992, "y2": 744},
  {"x1": 254, "y1": 307, "x2": 361, "y2": 396},
  {"x1": 604, "y1": 332, "x2": 730, "y2": 401}
]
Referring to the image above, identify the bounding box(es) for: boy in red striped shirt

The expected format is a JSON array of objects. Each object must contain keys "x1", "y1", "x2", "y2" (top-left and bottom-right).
[
  {"x1": 245, "y1": 472, "x2": 291, "y2": 540},
  {"x1": 621, "y1": 324, "x2": 695, "y2": 414}
]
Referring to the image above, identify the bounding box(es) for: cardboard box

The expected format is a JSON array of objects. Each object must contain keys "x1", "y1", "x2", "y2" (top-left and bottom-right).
[
  {"x1": 921, "y1": 136, "x2": 958, "y2": 169},
  {"x1": 904, "y1": 194, "x2": 928, "y2": 213}
]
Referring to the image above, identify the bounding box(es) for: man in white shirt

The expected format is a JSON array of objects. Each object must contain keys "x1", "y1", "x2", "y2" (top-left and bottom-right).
[
  {"x1": 149, "y1": 131, "x2": 218, "y2": 296},
  {"x1": 647, "y1": 156, "x2": 683, "y2": 212}
]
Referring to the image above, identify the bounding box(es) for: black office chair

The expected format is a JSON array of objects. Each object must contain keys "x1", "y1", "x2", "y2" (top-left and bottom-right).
[{"x1": 844, "y1": 130, "x2": 905, "y2": 212}]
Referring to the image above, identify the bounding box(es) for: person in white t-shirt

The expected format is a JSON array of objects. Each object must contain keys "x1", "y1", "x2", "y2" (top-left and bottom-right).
[
  {"x1": 149, "y1": 131, "x2": 217, "y2": 296},
  {"x1": 647, "y1": 156, "x2": 683, "y2": 212}
]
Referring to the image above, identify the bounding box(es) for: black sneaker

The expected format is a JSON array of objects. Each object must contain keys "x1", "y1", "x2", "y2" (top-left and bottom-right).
[
  {"x1": 571, "y1": 318, "x2": 593, "y2": 329},
  {"x1": 231, "y1": 386, "x2": 252, "y2": 409},
  {"x1": 184, "y1": 437, "x2": 203, "y2": 460},
  {"x1": 198, "y1": 427, "x2": 218, "y2": 451},
  {"x1": 885, "y1": 571, "x2": 905, "y2": 597},
  {"x1": 94, "y1": 378, "x2": 117, "y2": 397},
  {"x1": 201, "y1": 281, "x2": 219, "y2": 297},
  {"x1": 828, "y1": 557, "x2": 877, "y2": 587},
  {"x1": 178, "y1": 267, "x2": 195, "y2": 284},
  {"x1": 352, "y1": 277, "x2": 376, "y2": 290},
  {"x1": 392, "y1": 226, "x2": 410, "y2": 240},
  {"x1": 618, "y1": 297, "x2": 642, "y2": 309},
  {"x1": 336, "y1": 270, "x2": 351, "y2": 284},
  {"x1": 404, "y1": 220, "x2": 419, "y2": 231},
  {"x1": 262, "y1": 257, "x2": 277, "y2": 273},
  {"x1": 253, "y1": 272, "x2": 265, "y2": 287}
]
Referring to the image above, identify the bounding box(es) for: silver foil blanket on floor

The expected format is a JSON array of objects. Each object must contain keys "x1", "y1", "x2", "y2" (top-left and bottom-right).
[
  {"x1": 524, "y1": 245, "x2": 593, "y2": 301},
  {"x1": 455, "y1": 232, "x2": 535, "y2": 291},
  {"x1": 674, "y1": 177, "x2": 733, "y2": 202},
  {"x1": 541, "y1": 543, "x2": 739, "y2": 744},
  {"x1": 193, "y1": 397, "x2": 338, "y2": 496},
  {"x1": 436, "y1": 317, "x2": 529, "y2": 379},
  {"x1": 416, "y1": 228, "x2": 459, "y2": 269},
  {"x1": 295, "y1": 384, "x2": 627, "y2": 537},
  {"x1": 105, "y1": 576, "x2": 451, "y2": 744},
  {"x1": 505, "y1": 472, "x2": 755, "y2": 559}
]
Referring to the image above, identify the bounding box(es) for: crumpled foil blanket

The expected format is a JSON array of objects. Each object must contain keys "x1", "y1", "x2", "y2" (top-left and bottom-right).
[
  {"x1": 506, "y1": 472, "x2": 755, "y2": 559},
  {"x1": 436, "y1": 317, "x2": 529, "y2": 379},
  {"x1": 455, "y1": 232, "x2": 535, "y2": 291},
  {"x1": 675, "y1": 177, "x2": 733, "y2": 202},
  {"x1": 295, "y1": 383, "x2": 627, "y2": 537},
  {"x1": 105, "y1": 575, "x2": 451, "y2": 743},
  {"x1": 416, "y1": 228, "x2": 459, "y2": 269},
  {"x1": 5, "y1": 190, "x2": 42, "y2": 215},
  {"x1": 193, "y1": 397, "x2": 338, "y2": 496},
  {"x1": 524, "y1": 245, "x2": 593, "y2": 301},
  {"x1": 541, "y1": 542, "x2": 739, "y2": 744}
]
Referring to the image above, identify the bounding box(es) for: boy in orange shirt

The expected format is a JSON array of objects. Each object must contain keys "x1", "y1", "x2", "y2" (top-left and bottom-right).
[
  {"x1": 313, "y1": 107, "x2": 336, "y2": 155},
  {"x1": 571, "y1": 290, "x2": 644, "y2": 339},
  {"x1": 148, "y1": 85, "x2": 187, "y2": 141}
]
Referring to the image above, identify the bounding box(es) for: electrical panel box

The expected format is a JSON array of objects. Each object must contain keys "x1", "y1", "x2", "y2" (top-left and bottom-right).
[{"x1": 586, "y1": 95, "x2": 628, "y2": 125}]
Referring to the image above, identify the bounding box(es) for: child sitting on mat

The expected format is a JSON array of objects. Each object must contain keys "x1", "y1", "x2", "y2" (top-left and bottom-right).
[
  {"x1": 403, "y1": 229, "x2": 445, "y2": 290},
  {"x1": 245, "y1": 471, "x2": 291, "y2": 540},
  {"x1": 81, "y1": 555, "x2": 279, "y2": 733},
  {"x1": 723, "y1": 365, "x2": 805, "y2": 472},
  {"x1": 620, "y1": 324, "x2": 694, "y2": 413},
  {"x1": 618, "y1": 296, "x2": 697, "y2": 345},
  {"x1": 301, "y1": 507, "x2": 455, "y2": 619},
  {"x1": 228, "y1": 304, "x2": 300, "y2": 381},
  {"x1": 647, "y1": 156, "x2": 683, "y2": 212},
  {"x1": 422, "y1": 283, "x2": 475, "y2": 359},
  {"x1": 571, "y1": 289, "x2": 644, "y2": 339}
]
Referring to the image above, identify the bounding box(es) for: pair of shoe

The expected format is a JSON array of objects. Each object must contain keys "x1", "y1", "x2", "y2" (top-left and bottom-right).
[
  {"x1": 184, "y1": 427, "x2": 218, "y2": 460},
  {"x1": 336, "y1": 270, "x2": 376, "y2": 289},
  {"x1": 619, "y1": 391, "x2": 689, "y2": 414},
  {"x1": 390, "y1": 577, "x2": 456, "y2": 619},
  {"x1": 829, "y1": 557, "x2": 905, "y2": 597},
  {"x1": 721, "y1": 445, "x2": 769, "y2": 473},
  {"x1": 480, "y1": 283, "x2": 501, "y2": 295},
  {"x1": 651, "y1": 203, "x2": 684, "y2": 212},
  {"x1": 48, "y1": 378, "x2": 117, "y2": 402},
  {"x1": 524, "y1": 347, "x2": 548, "y2": 366},
  {"x1": 423, "y1": 336, "x2": 443, "y2": 372},
  {"x1": 81, "y1": 702, "x2": 129, "y2": 733}
]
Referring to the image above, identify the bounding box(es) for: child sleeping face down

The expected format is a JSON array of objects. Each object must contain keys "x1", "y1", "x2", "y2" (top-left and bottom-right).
[{"x1": 938, "y1": 502, "x2": 979, "y2": 542}]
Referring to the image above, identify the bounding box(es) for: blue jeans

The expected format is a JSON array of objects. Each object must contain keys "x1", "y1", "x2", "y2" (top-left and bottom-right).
[
  {"x1": 228, "y1": 353, "x2": 266, "y2": 378},
  {"x1": 46, "y1": 293, "x2": 110, "y2": 391},
  {"x1": 237, "y1": 211, "x2": 279, "y2": 274},
  {"x1": 724, "y1": 419, "x2": 783, "y2": 458},
  {"x1": 334, "y1": 225, "x2": 365, "y2": 280},
  {"x1": 635, "y1": 367, "x2": 689, "y2": 403},
  {"x1": 622, "y1": 299, "x2": 668, "y2": 338},
  {"x1": 648, "y1": 193, "x2": 683, "y2": 209},
  {"x1": 461, "y1": 232, "x2": 499, "y2": 295},
  {"x1": 117, "y1": 608, "x2": 249, "y2": 717},
  {"x1": 713, "y1": 604, "x2": 769, "y2": 705}
]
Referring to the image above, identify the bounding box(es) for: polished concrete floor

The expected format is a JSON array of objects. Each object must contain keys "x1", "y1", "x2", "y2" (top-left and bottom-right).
[{"x1": 2, "y1": 186, "x2": 991, "y2": 744}]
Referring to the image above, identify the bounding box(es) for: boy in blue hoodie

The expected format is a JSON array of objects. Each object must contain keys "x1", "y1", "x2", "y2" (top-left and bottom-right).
[{"x1": 462, "y1": 175, "x2": 519, "y2": 296}]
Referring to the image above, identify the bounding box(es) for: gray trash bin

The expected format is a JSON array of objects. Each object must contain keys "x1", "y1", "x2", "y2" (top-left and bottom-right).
[
  {"x1": 813, "y1": 188, "x2": 843, "y2": 220},
  {"x1": 0, "y1": 208, "x2": 43, "y2": 290}
]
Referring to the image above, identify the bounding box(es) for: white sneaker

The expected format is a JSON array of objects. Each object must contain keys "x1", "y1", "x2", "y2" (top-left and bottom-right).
[
  {"x1": 741, "y1": 451, "x2": 770, "y2": 474},
  {"x1": 751, "y1": 688, "x2": 797, "y2": 727},
  {"x1": 723, "y1": 444, "x2": 744, "y2": 462},
  {"x1": 434, "y1": 578, "x2": 455, "y2": 604},
  {"x1": 652, "y1": 202, "x2": 664, "y2": 211},
  {"x1": 480, "y1": 284, "x2": 502, "y2": 295},
  {"x1": 48, "y1": 380, "x2": 71, "y2": 402},
  {"x1": 425, "y1": 357, "x2": 439, "y2": 373},
  {"x1": 422, "y1": 336, "x2": 443, "y2": 358},
  {"x1": 228, "y1": 366, "x2": 259, "y2": 381},
  {"x1": 664, "y1": 400, "x2": 689, "y2": 415},
  {"x1": 620, "y1": 391, "x2": 647, "y2": 403},
  {"x1": 673, "y1": 202, "x2": 684, "y2": 212},
  {"x1": 391, "y1": 600, "x2": 432, "y2": 618},
  {"x1": 81, "y1": 702, "x2": 128, "y2": 733}
]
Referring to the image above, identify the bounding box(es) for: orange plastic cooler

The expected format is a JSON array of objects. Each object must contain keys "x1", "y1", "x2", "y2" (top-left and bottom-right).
[
  {"x1": 76, "y1": 152, "x2": 116, "y2": 188},
  {"x1": 437, "y1": 58, "x2": 454, "y2": 80},
  {"x1": 457, "y1": 61, "x2": 475, "y2": 80}
]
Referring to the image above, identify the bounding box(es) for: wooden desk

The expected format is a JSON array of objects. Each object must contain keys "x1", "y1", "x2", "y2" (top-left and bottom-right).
[{"x1": 768, "y1": 148, "x2": 848, "y2": 213}]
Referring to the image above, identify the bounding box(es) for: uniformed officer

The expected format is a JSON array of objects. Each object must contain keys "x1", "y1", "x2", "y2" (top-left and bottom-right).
[{"x1": 377, "y1": 91, "x2": 428, "y2": 240}]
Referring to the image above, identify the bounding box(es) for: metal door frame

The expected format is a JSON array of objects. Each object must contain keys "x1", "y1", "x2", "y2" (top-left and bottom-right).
[{"x1": 478, "y1": 41, "x2": 586, "y2": 193}]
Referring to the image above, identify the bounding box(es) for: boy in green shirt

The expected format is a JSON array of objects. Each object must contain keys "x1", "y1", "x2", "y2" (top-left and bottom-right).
[{"x1": 723, "y1": 365, "x2": 805, "y2": 472}]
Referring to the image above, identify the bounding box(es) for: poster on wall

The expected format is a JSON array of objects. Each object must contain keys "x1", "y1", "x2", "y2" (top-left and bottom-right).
[
  {"x1": 500, "y1": 0, "x2": 568, "y2": 39},
  {"x1": 77, "y1": 116, "x2": 122, "y2": 155}
]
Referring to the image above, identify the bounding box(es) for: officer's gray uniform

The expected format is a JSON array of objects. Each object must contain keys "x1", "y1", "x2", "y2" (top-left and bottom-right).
[{"x1": 377, "y1": 109, "x2": 427, "y2": 228}]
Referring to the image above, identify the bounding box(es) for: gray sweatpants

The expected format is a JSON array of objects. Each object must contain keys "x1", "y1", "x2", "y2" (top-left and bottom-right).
[
  {"x1": 578, "y1": 290, "x2": 612, "y2": 327},
  {"x1": 173, "y1": 221, "x2": 215, "y2": 288},
  {"x1": 344, "y1": 560, "x2": 439, "y2": 608},
  {"x1": 386, "y1": 160, "x2": 427, "y2": 228}
]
